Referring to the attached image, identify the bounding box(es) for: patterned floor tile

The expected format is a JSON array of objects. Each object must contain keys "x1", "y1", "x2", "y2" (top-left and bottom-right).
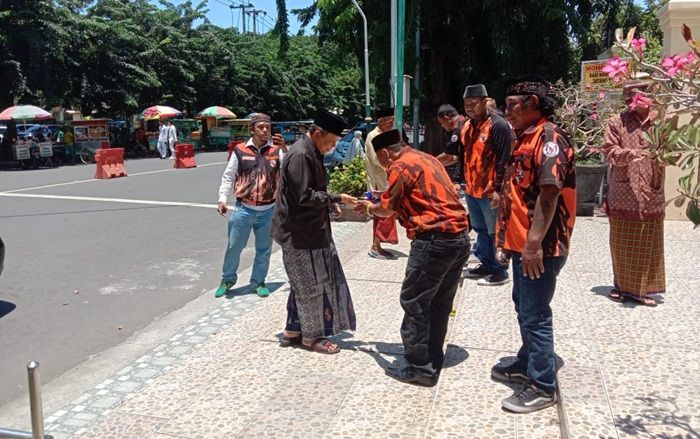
[{"x1": 77, "y1": 412, "x2": 167, "y2": 439}]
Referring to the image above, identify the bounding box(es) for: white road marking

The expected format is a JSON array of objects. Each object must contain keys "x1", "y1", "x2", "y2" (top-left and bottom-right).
[
  {"x1": 0, "y1": 192, "x2": 219, "y2": 209},
  {"x1": 2, "y1": 161, "x2": 228, "y2": 193}
]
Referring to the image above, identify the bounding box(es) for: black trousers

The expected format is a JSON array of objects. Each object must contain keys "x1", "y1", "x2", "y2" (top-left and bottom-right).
[{"x1": 399, "y1": 235, "x2": 470, "y2": 373}]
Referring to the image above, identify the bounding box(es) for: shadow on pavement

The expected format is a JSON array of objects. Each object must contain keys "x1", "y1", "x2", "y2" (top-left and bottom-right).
[
  {"x1": 590, "y1": 285, "x2": 665, "y2": 307},
  {"x1": 614, "y1": 392, "x2": 700, "y2": 439},
  {"x1": 350, "y1": 340, "x2": 469, "y2": 373},
  {"x1": 0, "y1": 300, "x2": 17, "y2": 319},
  {"x1": 225, "y1": 281, "x2": 285, "y2": 298}
]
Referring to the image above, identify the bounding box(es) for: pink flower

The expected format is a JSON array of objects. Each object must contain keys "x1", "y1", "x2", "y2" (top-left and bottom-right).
[
  {"x1": 602, "y1": 56, "x2": 629, "y2": 82},
  {"x1": 598, "y1": 91, "x2": 606, "y2": 100},
  {"x1": 662, "y1": 52, "x2": 695, "y2": 76},
  {"x1": 590, "y1": 112, "x2": 599, "y2": 120},
  {"x1": 565, "y1": 105, "x2": 574, "y2": 114},
  {"x1": 628, "y1": 93, "x2": 653, "y2": 111},
  {"x1": 630, "y1": 38, "x2": 646, "y2": 54}
]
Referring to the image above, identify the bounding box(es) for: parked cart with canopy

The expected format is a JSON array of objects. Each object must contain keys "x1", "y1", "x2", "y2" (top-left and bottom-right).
[{"x1": 0, "y1": 105, "x2": 57, "y2": 168}]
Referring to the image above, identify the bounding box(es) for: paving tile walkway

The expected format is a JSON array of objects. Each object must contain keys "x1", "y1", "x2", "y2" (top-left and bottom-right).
[{"x1": 41, "y1": 218, "x2": 698, "y2": 438}]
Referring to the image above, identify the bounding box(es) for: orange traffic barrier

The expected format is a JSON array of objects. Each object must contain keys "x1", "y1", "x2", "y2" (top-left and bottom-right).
[
  {"x1": 174, "y1": 143, "x2": 197, "y2": 168},
  {"x1": 94, "y1": 148, "x2": 127, "y2": 179}
]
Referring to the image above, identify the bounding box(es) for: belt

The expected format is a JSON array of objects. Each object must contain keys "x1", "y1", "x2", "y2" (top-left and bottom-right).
[{"x1": 414, "y1": 230, "x2": 468, "y2": 241}]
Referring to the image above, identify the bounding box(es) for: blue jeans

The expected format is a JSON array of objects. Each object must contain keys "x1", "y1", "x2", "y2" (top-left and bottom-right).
[
  {"x1": 465, "y1": 195, "x2": 507, "y2": 276},
  {"x1": 221, "y1": 203, "x2": 274, "y2": 285},
  {"x1": 511, "y1": 254, "x2": 567, "y2": 393}
]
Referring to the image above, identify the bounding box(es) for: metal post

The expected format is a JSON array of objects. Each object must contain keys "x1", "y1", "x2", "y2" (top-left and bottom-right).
[
  {"x1": 412, "y1": 1, "x2": 421, "y2": 147},
  {"x1": 351, "y1": 0, "x2": 372, "y2": 121},
  {"x1": 394, "y1": 0, "x2": 405, "y2": 127},
  {"x1": 390, "y1": 0, "x2": 397, "y2": 105},
  {"x1": 0, "y1": 362, "x2": 50, "y2": 439},
  {"x1": 27, "y1": 362, "x2": 44, "y2": 439}
]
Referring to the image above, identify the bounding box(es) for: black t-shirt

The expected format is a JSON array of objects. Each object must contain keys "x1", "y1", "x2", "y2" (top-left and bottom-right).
[{"x1": 444, "y1": 115, "x2": 467, "y2": 184}]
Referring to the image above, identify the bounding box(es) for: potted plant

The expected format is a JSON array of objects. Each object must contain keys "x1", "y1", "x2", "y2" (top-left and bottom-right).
[
  {"x1": 328, "y1": 156, "x2": 371, "y2": 222},
  {"x1": 552, "y1": 81, "x2": 627, "y2": 216},
  {"x1": 602, "y1": 26, "x2": 700, "y2": 226}
]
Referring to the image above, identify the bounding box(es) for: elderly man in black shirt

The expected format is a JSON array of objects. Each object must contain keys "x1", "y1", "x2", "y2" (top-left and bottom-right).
[{"x1": 272, "y1": 109, "x2": 358, "y2": 355}]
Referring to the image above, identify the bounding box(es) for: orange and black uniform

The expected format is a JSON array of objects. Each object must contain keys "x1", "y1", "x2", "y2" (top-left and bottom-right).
[
  {"x1": 459, "y1": 111, "x2": 512, "y2": 197},
  {"x1": 497, "y1": 116, "x2": 576, "y2": 394},
  {"x1": 377, "y1": 143, "x2": 470, "y2": 376},
  {"x1": 496, "y1": 117, "x2": 576, "y2": 256},
  {"x1": 442, "y1": 115, "x2": 467, "y2": 184},
  {"x1": 381, "y1": 147, "x2": 469, "y2": 239}
]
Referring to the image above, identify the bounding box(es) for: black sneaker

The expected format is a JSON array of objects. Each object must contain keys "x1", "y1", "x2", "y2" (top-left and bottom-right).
[
  {"x1": 477, "y1": 271, "x2": 510, "y2": 286},
  {"x1": 464, "y1": 264, "x2": 491, "y2": 279},
  {"x1": 502, "y1": 383, "x2": 557, "y2": 413},
  {"x1": 491, "y1": 361, "x2": 528, "y2": 384},
  {"x1": 385, "y1": 365, "x2": 439, "y2": 387}
]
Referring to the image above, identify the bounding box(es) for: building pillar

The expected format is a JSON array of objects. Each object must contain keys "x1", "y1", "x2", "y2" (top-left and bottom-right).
[{"x1": 659, "y1": 0, "x2": 700, "y2": 220}]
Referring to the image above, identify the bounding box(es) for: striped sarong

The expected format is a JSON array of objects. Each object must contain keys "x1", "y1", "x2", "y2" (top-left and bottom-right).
[
  {"x1": 282, "y1": 241, "x2": 356, "y2": 339},
  {"x1": 609, "y1": 218, "x2": 665, "y2": 300}
]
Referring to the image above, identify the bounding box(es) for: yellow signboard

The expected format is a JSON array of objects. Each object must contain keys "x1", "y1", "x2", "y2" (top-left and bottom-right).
[{"x1": 580, "y1": 59, "x2": 627, "y2": 91}]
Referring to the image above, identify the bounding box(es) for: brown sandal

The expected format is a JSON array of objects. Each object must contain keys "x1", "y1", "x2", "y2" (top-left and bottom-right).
[
  {"x1": 301, "y1": 338, "x2": 340, "y2": 355},
  {"x1": 608, "y1": 290, "x2": 626, "y2": 302}
]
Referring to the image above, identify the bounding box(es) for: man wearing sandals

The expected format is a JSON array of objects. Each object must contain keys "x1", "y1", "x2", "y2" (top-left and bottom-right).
[
  {"x1": 355, "y1": 129, "x2": 470, "y2": 386},
  {"x1": 215, "y1": 113, "x2": 287, "y2": 299},
  {"x1": 493, "y1": 75, "x2": 576, "y2": 413},
  {"x1": 272, "y1": 109, "x2": 358, "y2": 355},
  {"x1": 364, "y1": 107, "x2": 399, "y2": 260}
]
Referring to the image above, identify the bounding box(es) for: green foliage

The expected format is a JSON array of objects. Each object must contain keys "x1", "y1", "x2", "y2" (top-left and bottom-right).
[
  {"x1": 0, "y1": 1, "x2": 363, "y2": 120},
  {"x1": 290, "y1": 0, "x2": 664, "y2": 155},
  {"x1": 328, "y1": 156, "x2": 368, "y2": 197}
]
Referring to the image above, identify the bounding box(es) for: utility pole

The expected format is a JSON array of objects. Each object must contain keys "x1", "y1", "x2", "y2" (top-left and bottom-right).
[
  {"x1": 246, "y1": 9, "x2": 266, "y2": 34},
  {"x1": 351, "y1": 0, "x2": 371, "y2": 121},
  {"x1": 233, "y1": 3, "x2": 254, "y2": 33}
]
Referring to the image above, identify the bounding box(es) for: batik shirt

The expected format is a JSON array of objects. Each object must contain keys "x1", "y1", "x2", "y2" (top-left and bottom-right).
[
  {"x1": 380, "y1": 147, "x2": 469, "y2": 239},
  {"x1": 603, "y1": 110, "x2": 665, "y2": 220},
  {"x1": 496, "y1": 118, "x2": 576, "y2": 257}
]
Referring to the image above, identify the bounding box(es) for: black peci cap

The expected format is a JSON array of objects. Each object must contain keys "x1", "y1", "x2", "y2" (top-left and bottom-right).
[
  {"x1": 375, "y1": 107, "x2": 394, "y2": 119},
  {"x1": 373, "y1": 129, "x2": 403, "y2": 152},
  {"x1": 313, "y1": 109, "x2": 347, "y2": 136}
]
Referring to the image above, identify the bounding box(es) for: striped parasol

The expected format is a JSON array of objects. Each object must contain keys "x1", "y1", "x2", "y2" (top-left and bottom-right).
[
  {"x1": 196, "y1": 106, "x2": 236, "y2": 119},
  {"x1": 0, "y1": 105, "x2": 52, "y2": 121},
  {"x1": 140, "y1": 105, "x2": 182, "y2": 121}
]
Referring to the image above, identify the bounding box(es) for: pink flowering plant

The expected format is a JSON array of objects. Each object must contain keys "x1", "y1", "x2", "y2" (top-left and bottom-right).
[
  {"x1": 552, "y1": 81, "x2": 626, "y2": 165},
  {"x1": 606, "y1": 25, "x2": 700, "y2": 225}
]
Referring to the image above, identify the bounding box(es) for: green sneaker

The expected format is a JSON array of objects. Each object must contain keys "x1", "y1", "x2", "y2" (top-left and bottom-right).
[
  {"x1": 215, "y1": 280, "x2": 235, "y2": 298},
  {"x1": 255, "y1": 283, "x2": 270, "y2": 298}
]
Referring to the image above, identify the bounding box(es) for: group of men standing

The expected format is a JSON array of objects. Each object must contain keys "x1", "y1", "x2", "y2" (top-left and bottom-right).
[{"x1": 212, "y1": 74, "x2": 577, "y2": 414}]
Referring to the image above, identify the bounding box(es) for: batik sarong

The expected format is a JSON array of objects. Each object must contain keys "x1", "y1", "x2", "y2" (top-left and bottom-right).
[
  {"x1": 609, "y1": 218, "x2": 665, "y2": 299},
  {"x1": 283, "y1": 241, "x2": 356, "y2": 339}
]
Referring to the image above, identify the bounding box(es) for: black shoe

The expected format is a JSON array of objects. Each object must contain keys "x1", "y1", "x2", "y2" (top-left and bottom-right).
[
  {"x1": 502, "y1": 383, "x2": 557, "y2": 413},
  {"x1": 464, "y1": 264, "x2": 491, "y2": 279},
  {"x1": 491, "y1": 361, "x2": 529, "y2": 384},
  {"x1": 385, "y1": 365, "x2": 439, "y2": 387},
  {"x1": 477, "y1": 271, "x2": 510, "y2": 286}
]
